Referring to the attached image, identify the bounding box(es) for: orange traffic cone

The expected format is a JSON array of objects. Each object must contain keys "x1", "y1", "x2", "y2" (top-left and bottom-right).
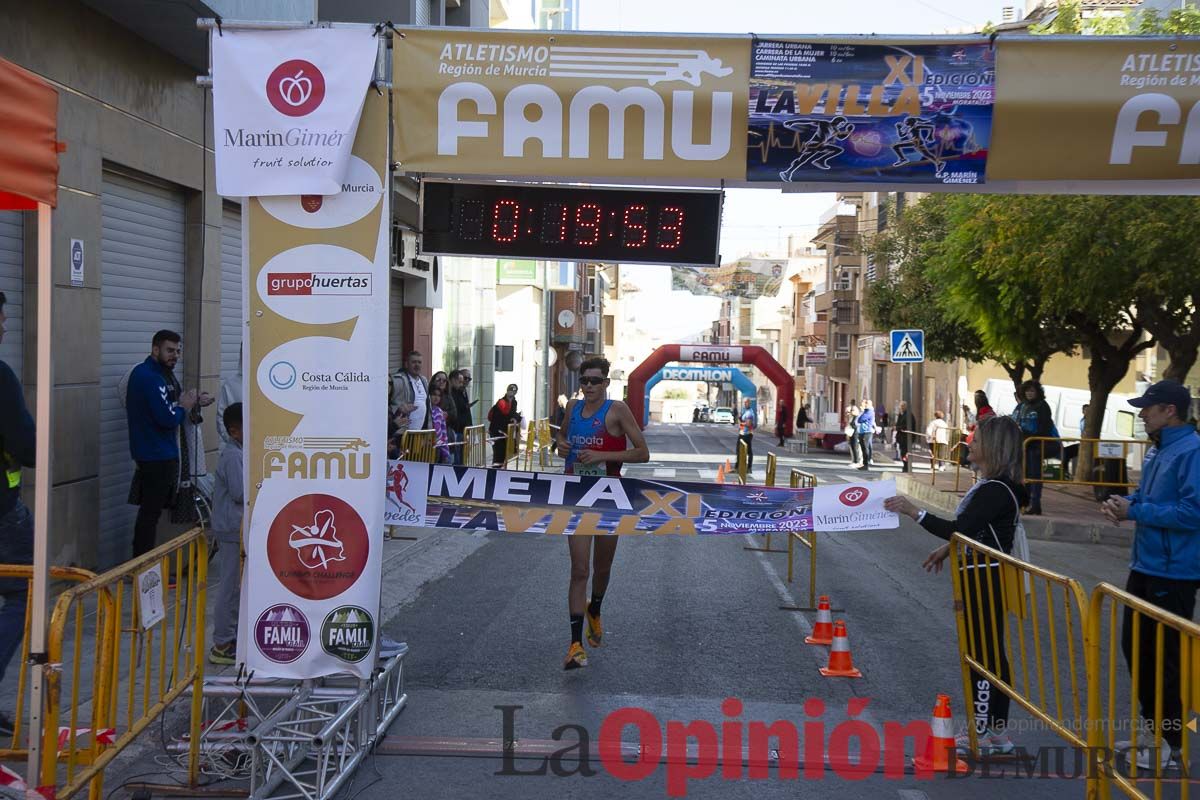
[
  {"x1": 805, "y1": 595, "x2": 834, "y2": 645},
  {"x1": 912, "y1": 694, "x2": 969, "y2": 774},
  {"x1": 716, "y1": 462, "x2": 726, "y2": 484},
  {"x1": 818, "y1": 620, "x2": 862, "y2": 678}
]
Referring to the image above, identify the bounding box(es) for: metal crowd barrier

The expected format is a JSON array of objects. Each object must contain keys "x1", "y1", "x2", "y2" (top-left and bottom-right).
[
  {"x1": 400, "y1": 429, "x2": 436, "y2": 464},
  {"x1": 744, "y1": 453, "x2": 785, "y2": 555},
  {"x1": 462, "y1": 424, "x2": 488, "y2": 467},
  {"x1": 521, "y1": 419, "x2": 555, "y2": 472},
  {"x1": 1086, "y1": 582, "x2": 1200, "y2": 799},
  {"x1": 0, "y1": 565, "x2": 97, "y2": 766},
  {"x1": 786, "y1": 468, "x2": 819, "y2": 609},
  {"x1": 948, "y1": 533, "x2": 1091, "y2": 760},
  {"x1": 735, "y1": 439, "x2": 749, "y2": 485},
  {"x1": 36, "y1": 529, "x2": 209, "y2": 800},
  {"x1": 503, "y1": 420, "x2": 520, "y2": 468},
  {"x1": 1022, "y1": 436, "x2": 1146, "y2": 493}
]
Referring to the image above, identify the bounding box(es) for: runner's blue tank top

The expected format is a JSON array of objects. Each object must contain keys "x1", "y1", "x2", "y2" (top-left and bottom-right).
[{"x1": 564, "y1": 399, "x2": 626, "y2": 477}]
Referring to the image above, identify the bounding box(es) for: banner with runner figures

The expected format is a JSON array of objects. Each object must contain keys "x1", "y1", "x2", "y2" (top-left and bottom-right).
[
  {"x1": 747, "y1": 39, "x2": 995, "y2": 185},
  {"x1": 385, "y1": 462, "x2": 898, "y2": 534},
  {"x1": 239, "y1": 91, "x2": 389, "y2": 679}
]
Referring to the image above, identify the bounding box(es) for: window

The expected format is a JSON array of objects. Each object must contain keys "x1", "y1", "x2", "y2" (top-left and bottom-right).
[
  {"x1": 835, "y1": 333, "x2": 851, "y2": 358},
  {"x1": 1116, "y1": 410, "x2": 1135, "y2": 438},
  {"x1": 865, "y1": 251, "x2": 876, "y2": 283}
]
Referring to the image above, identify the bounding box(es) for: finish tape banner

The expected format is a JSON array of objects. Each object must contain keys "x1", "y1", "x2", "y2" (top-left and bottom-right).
[
  {"x1": 748, "y1": 39, "x2": 994, "y2": 185},
  {"x1": 385, "y1": 462, "x2": 898, "y2": 534},
  {"x1": 240, "y1": 91, "x2": 389, "y2": 679}
]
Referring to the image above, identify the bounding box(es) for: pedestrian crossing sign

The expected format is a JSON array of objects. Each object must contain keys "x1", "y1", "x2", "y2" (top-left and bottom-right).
[{"x1": 890, "y1": 330, "x2": 925, "y2": 363}]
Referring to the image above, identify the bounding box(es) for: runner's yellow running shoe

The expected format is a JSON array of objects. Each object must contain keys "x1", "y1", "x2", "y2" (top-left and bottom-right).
[
  {"x1": 585, "y1": 612, "x2": 603, "y2": 648},
  {"x1": 563, "y1": 642, "x2": 588, "y2": 670}
]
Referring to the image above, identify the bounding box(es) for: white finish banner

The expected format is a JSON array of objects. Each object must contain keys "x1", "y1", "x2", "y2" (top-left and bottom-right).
[
  {"x1": 212, "y1": 28, "x2": 379, "y2": 196},
  {"x1": 238, "y1": 92, "x2": 389, "y2": 679}
]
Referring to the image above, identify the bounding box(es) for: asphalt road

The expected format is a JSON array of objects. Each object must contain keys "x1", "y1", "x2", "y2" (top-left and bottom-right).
[{"x1": 363, "y1": 422, "x2": 1140, "y2": 800}]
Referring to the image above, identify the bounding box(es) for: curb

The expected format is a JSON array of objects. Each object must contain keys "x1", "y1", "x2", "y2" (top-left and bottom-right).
[{"x1": 894, "y1": 474, "x2": 1131, "y2": 547}]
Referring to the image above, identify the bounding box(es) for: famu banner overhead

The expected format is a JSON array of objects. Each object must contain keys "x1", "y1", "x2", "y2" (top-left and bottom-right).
[
  {"x1": 239, "y1": 91, "x2": 389, "y2": 679},
  {"x1": 989, "y1": 37, "x2": 1200, "y2": 181},
  {"x1": 212, "y1": 28, "x2": 379, "y2": 196},
  {"x1": 392, "y1": 28, "x2": 750, "y2": 180},
  {"x1": 385, "y1": 463, "x2": 899, "y2": 535}
]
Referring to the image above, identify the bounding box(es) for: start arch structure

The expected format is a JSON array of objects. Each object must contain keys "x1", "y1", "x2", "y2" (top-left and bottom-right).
[{"x1": 628, "y1": 344, "x2": 795, "y2": 436}]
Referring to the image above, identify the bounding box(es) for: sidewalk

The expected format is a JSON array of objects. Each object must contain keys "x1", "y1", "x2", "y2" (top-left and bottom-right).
[{"x1": 896, "y1": 460, "x2": 1135, "y2": 546}]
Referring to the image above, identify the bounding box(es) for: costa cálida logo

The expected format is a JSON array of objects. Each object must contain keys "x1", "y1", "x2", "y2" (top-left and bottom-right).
[
  {"x1": 839, "y1": 486, "x2": 869, "y2": 507},
  {"x1": 267, "y1": 59, "x2": 326, "y2": 117}
]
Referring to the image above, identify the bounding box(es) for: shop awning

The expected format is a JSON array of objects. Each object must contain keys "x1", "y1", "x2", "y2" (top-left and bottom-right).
[{"x1": 0, "y1": 56, "x2": 59, "y2": 210}]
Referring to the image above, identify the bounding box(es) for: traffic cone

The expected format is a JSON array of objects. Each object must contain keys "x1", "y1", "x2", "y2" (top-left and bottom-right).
[
  {"x1": 818, "y1": 620, "x2": 862, "y2": 678},
  {"x1": 912, "y1": 694, "x2": 969, "y2": 775},
  {"x1": 716, "y1": 462, "x2": 726, "y2": 484},
  {"x1": 805, "y1": 595, "x2": 834, "y2": 645}
]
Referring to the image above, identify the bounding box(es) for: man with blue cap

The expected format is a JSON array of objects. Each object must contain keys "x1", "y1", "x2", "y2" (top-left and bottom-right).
[{"x1": 1101, "y1": 379, "x2": 1199, "y2": 772}]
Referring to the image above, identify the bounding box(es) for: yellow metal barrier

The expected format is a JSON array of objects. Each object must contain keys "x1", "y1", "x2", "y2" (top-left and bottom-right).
[
  {"x1": 504, "y1": 420, "x2": 520, "y2": 468},
  {"x1": 1023, "y1": 436, "x2": 1147, "y2": 492},
  {"x1": 41, "y1": 529, "x2": 208, "y2": 800},
  {"x1": 0, "y1": 565, "x2": 96, "y2": 763},
  {"x1": 744, "y1": 454, "x2": 785, "y2": 554},
  {"x1": 537, "y1": 419, "x2": 553, "y2": 469},
  {"x1": 1086, "y1": 582, "x2": 1200, "y2": 800},
  {"x1": 462, "y1": 424, "x2": 487, "y2": 467},
  {"x1": 401, "y1": 429, "x2": 437, "y2": 464},
  {"x1": 523, "y1": 422, "x2": 538, "y2": 472},
  {"x1": 786, "y1": 469, "x2": 819, "y2": 609},
  {"x1": 735, "y1": 439, "x2": 748, "y2": 485},
  {"x1": 948, "y1": 533, "x2": 1091, "y2": 760}
]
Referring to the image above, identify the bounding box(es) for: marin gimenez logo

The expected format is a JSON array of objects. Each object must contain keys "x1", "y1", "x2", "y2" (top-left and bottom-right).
[
  {"x1": 266, "y1": 59, "x2": 325, "y2": 117},
  {"x1": 268, "y1": 361, "x2": 298, "y2": 390}
]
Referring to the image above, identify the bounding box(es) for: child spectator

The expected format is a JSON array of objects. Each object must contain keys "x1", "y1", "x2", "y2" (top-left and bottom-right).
[{"x1": 208, "y1": 403, "x2": 244, "y2": 665}]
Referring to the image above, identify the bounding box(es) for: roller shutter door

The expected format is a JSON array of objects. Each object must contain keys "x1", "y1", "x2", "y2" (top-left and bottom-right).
[
  {"x1": 0, "y1": 212, "x2": 22, "y2": 380},
  {"x1": 221, "y1": 203, "x2": 243, "y2": 386},
  {"x1": 99, "y1": 172, "x2": 186, "y2": 567},
  {"x1": 390, "y1": 273, "x2": 403, "y2": 374}
]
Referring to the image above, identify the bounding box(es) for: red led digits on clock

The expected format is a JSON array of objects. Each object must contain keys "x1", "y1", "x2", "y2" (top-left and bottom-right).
[
  {"x1": 542, "y1": 202, "x2": 568, "y2": 244},
  {"x1": 622, "y1": 204, "x2": 648, "y2": 247},
  {"x1": 658, "y1": 206, "x2": 684, "y2": 249},
  {"x1": 492, "y1": 200, "x2": 520, "y2": 243},
  {"x1": 574, "y1": 203, "x2": 601, "y2": 246}
]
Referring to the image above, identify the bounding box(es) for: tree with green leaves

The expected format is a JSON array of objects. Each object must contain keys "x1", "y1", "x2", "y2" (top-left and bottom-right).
[{"x1": 863, "y1": 194, "x2": 1075, "y2": 398}]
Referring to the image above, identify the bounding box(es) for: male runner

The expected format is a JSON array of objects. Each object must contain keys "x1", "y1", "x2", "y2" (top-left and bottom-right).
[
  {"x1": 891, "y1": 116, "x2": 945, "y2": 174},
  {"x1": 555, "y1": 356, "x2": 649, "y2": 670},
  {"x1": 779, "y1": 116, "x2": 855, "y2": 180}
]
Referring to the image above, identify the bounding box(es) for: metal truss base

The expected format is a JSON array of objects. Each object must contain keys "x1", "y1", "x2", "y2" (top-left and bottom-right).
[{"x1": 190, "y1": 647, "x2": 407, "y2": 800}]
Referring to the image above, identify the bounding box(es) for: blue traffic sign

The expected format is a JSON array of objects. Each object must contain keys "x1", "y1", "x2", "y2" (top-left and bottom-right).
[{"x1": 890, "y1": 329, "x2": 925, "y2": 363}]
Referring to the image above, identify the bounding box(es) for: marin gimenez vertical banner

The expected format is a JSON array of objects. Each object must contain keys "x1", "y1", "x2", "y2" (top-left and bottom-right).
[
  {"x1": 239, "y1": 89, "x2": 389, "y2": 680},
  {"x1": 747, "y1": 39, "x2": 995, "y2": 185}
]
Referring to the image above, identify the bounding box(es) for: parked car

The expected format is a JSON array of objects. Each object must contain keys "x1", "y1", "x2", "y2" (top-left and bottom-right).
[{"x1": 712, "y1": 407, "x2": 735, "y2": 424}]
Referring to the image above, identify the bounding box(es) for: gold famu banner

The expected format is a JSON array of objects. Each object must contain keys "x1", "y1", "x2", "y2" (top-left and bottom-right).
[
  {"x1": 989, "y1": 38, "x2": 1200, "y2": 181},
  {"x1": 392, "y1": 28, "x2": 750, "y2": 180}
]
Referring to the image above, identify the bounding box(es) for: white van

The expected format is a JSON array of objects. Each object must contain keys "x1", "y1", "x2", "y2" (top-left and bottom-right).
[{"x1": 980, "y1": 379, "x2": 1145, "y2": 441}]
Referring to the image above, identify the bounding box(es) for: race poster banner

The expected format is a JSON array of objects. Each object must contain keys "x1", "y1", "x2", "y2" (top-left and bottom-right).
[
  {"x1": 386, "y1": 462, "x2": 898, "y2": 535},
  {"x1": 392, "y1": 28, "x2": 750, "y2": 181},
  {"x1": 746, "y1": 39, "x2": 994, "y2": 184},
  {"x1": 212, "y1": 28, "x2": 379, "y2": 196},
  {"x1": 989, "y1": 38, "x2": 1200, "y2": 181},
  {"x1": 672, "y1": 256, "x2": 788, "y2": 299},
  {"x1": 239, "y1": 91, "x2": 389, "y2": 679}
]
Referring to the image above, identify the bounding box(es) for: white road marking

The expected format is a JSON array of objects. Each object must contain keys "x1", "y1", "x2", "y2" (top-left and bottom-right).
[
  {"x1": 676, "y1": 423, "x2": 702, "y2": 455},
  {"x1": 653, "y1": 468, "x2": 677, "y2": 478}
]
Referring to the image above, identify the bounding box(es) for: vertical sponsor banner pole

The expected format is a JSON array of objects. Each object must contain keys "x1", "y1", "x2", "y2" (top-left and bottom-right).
[{"x1": 239, "y1": 90, "x2": 389, "y2": 678}]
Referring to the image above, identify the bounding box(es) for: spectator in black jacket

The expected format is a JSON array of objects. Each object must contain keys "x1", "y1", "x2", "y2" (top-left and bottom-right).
[
  {"x1": 886, "y1": 416, "x2": 1029, "y2": 757},
  {"x1": 449, "y1": 370, "x2": 473, "y2": 465},
  {"x1": 0, "y1": 291, "x2": 35, "y2": 736},
  {"x1": 488, "y1": 384, "x2": 522, "y2": 466}
]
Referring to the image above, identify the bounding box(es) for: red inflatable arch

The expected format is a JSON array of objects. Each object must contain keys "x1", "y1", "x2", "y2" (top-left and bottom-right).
[{"x1": 627, "y1": 344, "x2": 796, "y2": 437}]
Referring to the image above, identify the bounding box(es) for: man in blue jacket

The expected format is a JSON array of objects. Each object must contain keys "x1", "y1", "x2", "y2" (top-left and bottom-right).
[
  {"x1": 0, "y1": 291, "x2": 35, "y2": 736},
  {"x1": 125, "y1": 330, "x2": 207, "y2": 558},
  {"x1": 1101, "y1": 379, "x2": 1199, "y2": 771}
]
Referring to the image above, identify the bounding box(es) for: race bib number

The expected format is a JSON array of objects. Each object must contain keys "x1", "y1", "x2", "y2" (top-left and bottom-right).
[{"x1": 572, "y1": 460, "x2": 607, "y2": 477}]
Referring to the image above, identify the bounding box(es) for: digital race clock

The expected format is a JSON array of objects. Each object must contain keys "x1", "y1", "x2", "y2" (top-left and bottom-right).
[{"x1": 419, "y1": 181, "x2": 723, "y2": 267}]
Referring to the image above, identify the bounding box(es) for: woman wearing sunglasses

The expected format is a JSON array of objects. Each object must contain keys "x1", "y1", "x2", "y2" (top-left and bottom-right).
[{"x1": 555, "y1": 356, "x2": 649, "y2": 670}]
